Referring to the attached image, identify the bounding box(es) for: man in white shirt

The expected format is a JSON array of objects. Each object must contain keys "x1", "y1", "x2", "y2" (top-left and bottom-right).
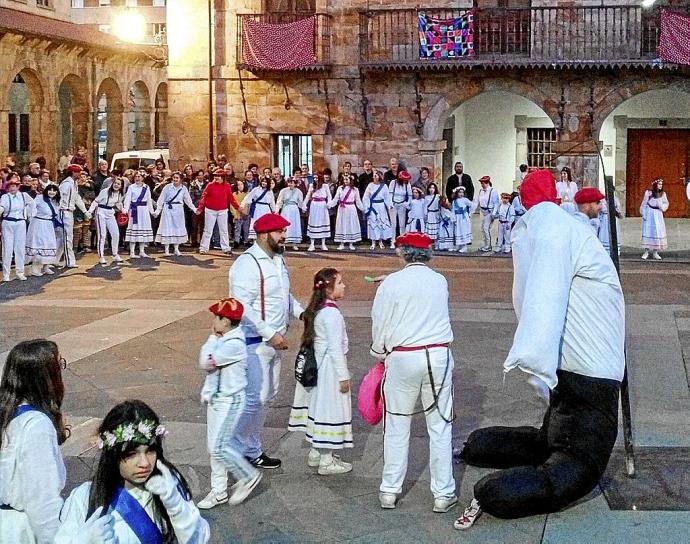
[
  {"x1": 574, "y1": 187, "x2": 605, "y2": 235},
  {"x1": 228, "y1": 213, "x2": 304, "y2": 470},
  {"x1": 474, "y1": 176, "x2": 499, "y2": 252},
  {"x1": 0, "y1": 178, "x2": 33, "y2": 281},
  {"x1": 55, "y1": 164, "x2": 90, "y2": 268},
  {"x1": 454, "y1": 170, "x2": 625, "y2": 529},
  {"x1": 371, "y1": 232, "x2": 457, "y2": 514}
]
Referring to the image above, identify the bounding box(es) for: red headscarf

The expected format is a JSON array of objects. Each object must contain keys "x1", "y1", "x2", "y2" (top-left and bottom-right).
[{"x1": 520, "y1": 169, "x2": 558, "y2": 209}]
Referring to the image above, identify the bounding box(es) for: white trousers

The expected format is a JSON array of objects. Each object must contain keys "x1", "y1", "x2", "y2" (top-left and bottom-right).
[
  {"x1": 390, "y1": 203, "x2": 408, "y2": 238},
  {"x1": 200, "y1": 209, "x2": 230, "y2": 252},
  {"x1": 2, "y1": 220, "x2": 26, "y2": 279},
  {"x1": 207, "y1": 392, "x2": 258, "y2": 493},
  {"x1": 55, "y1": 211, "x2": 75, "y2": 266},
  {"x1": 481, "y1": 212, "x2": 494, "y2": 248},
  {"x1": 229, "y1": 341, "x2": 280, "y2": 459},
  {"x1": 95, "y1": 211, "x2": 120, "y2": 258},
  {"x1": 497, "y1": 222, "x2": 511, "y2": 251},
  {"x1": 381, "y1": 348, "x2": 455, "y2": 499}
]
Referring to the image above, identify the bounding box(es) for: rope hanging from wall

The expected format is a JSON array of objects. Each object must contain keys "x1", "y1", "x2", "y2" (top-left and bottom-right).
[
  {"x1": 282, "y1": 81, "x2": 293, "y2": 110},
  {"x1": 322, "y1": 79, "x2": 332, "y2": 135},
  {"x1": 413, "y1": 73, "x2": 424, "y2": 136},
  {"x1": 237, "y1": 69, "x2": 251, "y2": 134},
  {"x1": 359, "y1": 69, "x2": 370, "y2": 132}
]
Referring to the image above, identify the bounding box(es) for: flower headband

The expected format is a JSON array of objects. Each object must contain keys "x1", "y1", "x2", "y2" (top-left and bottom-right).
[
  {"x1": 314, "y1": 279, "x2": 331, "y2": 289},
  {"x1": 97, "y1": 419, "x2": 168, "y2": 450}
]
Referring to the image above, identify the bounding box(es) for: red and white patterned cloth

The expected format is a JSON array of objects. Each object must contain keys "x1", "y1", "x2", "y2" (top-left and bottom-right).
[
  {"x1": 658, "y1": 9, "x2": 690, "y2": 65},
  {"x1": 241, "y1": 16, "x2": 316, "y2": 70}
]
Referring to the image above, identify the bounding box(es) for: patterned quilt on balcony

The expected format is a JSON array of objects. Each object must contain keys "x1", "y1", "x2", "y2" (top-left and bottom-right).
[
  {"x1": 418, "y1": 12, "x2": 475, "y2": 59},
  {"x1": 658, "y1": 9, "x2": 690, "y2": 65},
  {"x1": 242, "y1": 16, "x2": 316, "y2": 70}
]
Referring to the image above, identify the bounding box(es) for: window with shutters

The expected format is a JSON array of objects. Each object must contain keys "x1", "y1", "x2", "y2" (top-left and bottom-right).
[{"x1": 527, "y1": 128, "x2": 557, "y2": 169}]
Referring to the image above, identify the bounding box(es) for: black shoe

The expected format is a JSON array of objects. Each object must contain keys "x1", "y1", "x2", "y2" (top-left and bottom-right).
[{"x1": 247, "y1": 453, "x2": 281, "y2": 469}]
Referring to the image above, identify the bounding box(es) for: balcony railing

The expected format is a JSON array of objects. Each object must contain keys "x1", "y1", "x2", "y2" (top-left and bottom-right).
[
  {"x1": 236, "y1": 12, "x2": 331, "y2": 71},
  {"x1": 359, "y1": 5, "x2": 689, "y2": 69}
]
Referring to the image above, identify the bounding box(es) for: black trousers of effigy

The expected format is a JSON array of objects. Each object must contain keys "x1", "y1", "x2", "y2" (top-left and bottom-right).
[{"x1": 460, "y1": 369, "x2": 620, "y2": 519}]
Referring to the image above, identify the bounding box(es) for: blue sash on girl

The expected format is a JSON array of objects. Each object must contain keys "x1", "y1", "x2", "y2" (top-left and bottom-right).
[
  {"x1": 131, "y1": 186, "x2": 148, "y2": 225},
  {"x1": 46, "y1": 199, "x2": 63, "y2": 228},
  {"x1": 453, "y1": 202, "x2": 469, "y2": 218},
  {"x1": 166, "y1": 187, "x2": 184, "y2": 209},
  {"x1": 109, "y1": 486, "x2": 163, "y2": 544},
  {"x1": 14, "y1": 405, "x2": 38, "y2": 418},
  {"x1": 426, "y1": 195, "x2": 438, "y2": 212},
  {"x1": 366, "y1": 184, "x2": 384, "y2": 217},
  {"x1": 249, "y1": 189, "x2": 269, "y2": 218}
]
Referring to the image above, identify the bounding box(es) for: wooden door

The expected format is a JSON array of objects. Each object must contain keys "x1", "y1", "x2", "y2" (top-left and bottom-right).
[{"x1": 626, "y1": 129, "x2": 690, "y2": 218}]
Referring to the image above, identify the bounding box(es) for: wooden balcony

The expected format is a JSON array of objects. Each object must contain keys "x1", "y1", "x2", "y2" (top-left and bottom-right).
[
  {"x1": 359, "y1": 5, "x2": 689, "y2": 71},
  {"x1": 236, "y1": 12, "x2": 331, "y2": 72}
]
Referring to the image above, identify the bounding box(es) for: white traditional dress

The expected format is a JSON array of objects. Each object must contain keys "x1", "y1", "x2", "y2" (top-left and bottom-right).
[
  {"x1": 244, "y1": 186, "x2": 276, "y2": 240},
  {"x1": 452, "y1": 196, "x2": 476, "y2": 247},
  {"x1": 556, "y1": 181, "x2": 579, "y2": 215},
  {"x1": 436, "y1": 206, "x2": 455, "y2": 251},
  {"x1": 277, "y1": 187, "x2": 304, "y2": 244},
  {"x1": 424, "y1": 194, "x2": 441, "y2": 239},
  {"x1": 26, "y1": 196, "x2": 60, "y2": 265},
  {"x1": 288, "y1": 301, "x2": 353, "y2": 450},
  {"x1": 303, "y1": 186, "x2": 331, "y2": 239},
  {"x1": 329, "y1": 186, "x2": 364, "y2": 243},
  {"x1": 155, "y1": 184, "x2": 196, "y2": 244},
  {"x1": 405, "y1": 197, "x2": 427, "y2": 233},
  {"x1": 123, "y1": 184, "x2": 155, "y2": 243},
  {"x1": 597, "y1": 197, "x2": 622, "y2": 253},
  {"x1": 640, "y1": 190, "x2": 669, "y2": 250},
  {"x1": 362, "y1": 182, "x2": 393, "y2": 241}
]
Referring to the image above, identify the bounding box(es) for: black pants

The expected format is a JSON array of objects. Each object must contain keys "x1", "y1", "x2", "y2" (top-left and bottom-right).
[{"x1": 460, "y1": 370, "x2": 620, "y2": 519}]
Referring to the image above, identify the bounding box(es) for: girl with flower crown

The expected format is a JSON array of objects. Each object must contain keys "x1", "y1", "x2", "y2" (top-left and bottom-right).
[
  {"x1": 55, "y1": 399, "x2": 209, "y2": 544},
  {"x1": 287, "y1": 268, "x2": 353, "y2": 475}
]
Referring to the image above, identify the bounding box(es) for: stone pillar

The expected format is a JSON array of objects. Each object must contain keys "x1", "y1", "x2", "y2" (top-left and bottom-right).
[
  {"x1": 0, "y1": 109, "x2": 8, "y2": 167},
  {"x1": 418, "y1": 139, "x2": 447, "y2": 189}
]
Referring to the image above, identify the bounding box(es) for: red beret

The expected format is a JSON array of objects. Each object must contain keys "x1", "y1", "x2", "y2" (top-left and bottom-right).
[
  {"x1": 501, "y1": 192, "x2": 511, "y2": 199},
  {"x1": 253, "y1": 213, "x2": 290, "y2": 233},
  {"x1": 520, "y1": 169, "x2": 558, "y2": 209},
  {"x1": 213, "y1": 168, "x2": 227, "y2": 177},
  {"x1": 67, "y1": 164, "x2": 83, "y2": 174},
  {"x1": 479, "y1": 175, "x2": 491, "y2": 183},
  {"x1": 209, "y1": 297, "x2": 244, "y2": 321},
  {"x1": 398, "y1": 170, "x2": 411, "y2": 182},
  {"x1": 574, "y1": 187, "x2": 605, "y2": 204},
  {"x1": 395, "y1": 232, "x2": 433, "y2": 249}
]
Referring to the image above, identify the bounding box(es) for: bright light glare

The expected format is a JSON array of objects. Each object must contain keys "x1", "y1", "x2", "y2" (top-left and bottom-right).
[
  {"x1": 113, "y1": 13, "x2": 146, "y2": 43},
  {"x1": 641, "y1": 0, "x2": 656, "y2": 8}
]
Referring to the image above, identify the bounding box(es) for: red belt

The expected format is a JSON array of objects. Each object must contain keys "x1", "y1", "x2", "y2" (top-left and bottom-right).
[{"x1": 392, "y1": 343, "x2": 449, "y2": 352}]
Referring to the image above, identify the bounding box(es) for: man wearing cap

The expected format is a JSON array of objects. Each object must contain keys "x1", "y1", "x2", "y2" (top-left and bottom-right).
[
  {"x1": 371, "y1": 232, "x2": 456, "y2": 513},
  {"x1": 228, "y1": 213, "x2": 305, "y2": 470},
  {"x1": 455, "y1": 169, "x2": 625, "y2": 529},
  {"x1": 388, "y1": 170, "x2": 412, "y2": 243},
  {"x1": 493, "y1": 193, "x2": 515, "y2": 254},
  {"x1": 55, "y1": 164, "x2": 90, "y2": 268},
  {"x1": 474, "y1": 176, "x2": 499, "y2": 252},
  {"x1": 196, "y1": 168, "x2": 240, "y2": 255},
  {"x1": 0, "y1": 178, "x2": 34, "y2": 281},
  {"x1": 574, "y1": 187, "x2": 605, "y2": 234}
]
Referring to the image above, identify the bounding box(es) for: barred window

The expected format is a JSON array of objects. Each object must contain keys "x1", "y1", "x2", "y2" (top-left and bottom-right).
[
  {"x1": 527, "y1": 128, "x2": 557, "y2": 169},
  {"x1": 37, "y1": 0, "x2": 50, "y2": 7},
  {"x1": 273, "y1": 135, "x2": 312, "y2": 177}
]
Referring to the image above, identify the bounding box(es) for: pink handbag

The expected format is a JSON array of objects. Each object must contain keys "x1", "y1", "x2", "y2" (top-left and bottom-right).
[{"x1": 357, "y1": 361, "x2": 385, "y2": 425}]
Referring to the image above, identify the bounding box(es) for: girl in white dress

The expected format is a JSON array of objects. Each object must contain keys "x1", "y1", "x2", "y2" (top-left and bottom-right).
[
  {"x1": 154, "y1": 172, "x2": 197, "y2": 256},
  {"x1": 424, "y1": 183, "x2": 441, "y2": 241},
  {"x1": 329, "y1": 176, "x2": 364, "y2": 250},
  {"x1": 26, "y1": 184, "x2": 60, "y2": 276},
  {"x1": 405, "y1": 186, "x2": 427, "y2": 233},
  {"x1": 0, "y1": 340, "x2": 69, "y2": 544},
  {"x1": 362, "y1": 170, "x2": 393, "y2": 249},
  {"x1": 123, "y1": 172, "x2": 155, "y2": 259},
  {"x1": 555, "y1": 167, "x2": 578, "y2": 215},
  {"x1": 640, "y1": 178, "x2": 670, "y2": 260},
  {"x1": 303, "y1": 174, "x2": 332, "y2": 252},
  {"x1": 243, "y1": 177, "x2": 276, "y2": 240},
  {"x1": 276, "y1": 178, "x2": 304, "y2": 250},
  {"x1": 451, "y1": 186, "x2": 477, "y2": 252},
  {"x1": 89, "y1": 178, "x2": 124, "y2": 266},
  {"x1": 55, "y1": 400, "x2": 210, "y2": 544},
  {"x1": 288, "y1": 268, "x2": 353, "y2": 475}
]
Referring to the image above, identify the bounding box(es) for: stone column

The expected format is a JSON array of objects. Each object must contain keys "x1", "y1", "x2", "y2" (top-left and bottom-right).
[{"x1": 418, "y1": 139, "x2": 447, "y2": 189}]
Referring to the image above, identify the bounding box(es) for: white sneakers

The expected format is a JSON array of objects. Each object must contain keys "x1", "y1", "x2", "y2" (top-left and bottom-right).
[
  {"x1": 337, "y1": 244, "x2": 345, "y2": 251},
  {"x1": 307, "y1": 448, "x2": 321, "y2": 467},
  {"x1": 370, "y1": 242, "x2": 376, "y2": 250},
  {"x1": 307, "y1": 244, "x2": 315, "y2": 252},
  {"x1": 641, "y1": 250, "x2": 649, "y2": 260},
  {"x1": 379, "y1": 492, "x2": 397, "y2": 509},
  {"x1": 349, "y1": 244, "x2": 356, "y2": 251},
  {"x1": 196, "y1": 490, "x2": 228, "y2": 510},
  {"x1": 99, "y1": 257, "x2": 107, "y2": 265},
  {"x1": 454, "y1": 498, "x2": 482, "y2": 530},
  {"x1": 16, "y1": 273, "x2": 27, "y2": 281},
  {"x1": 642, "y1": 250, "x2": 663, "y2": 260},
  {"x1": 197, "y1": 471, "x2": 263, "y2": 509},
  {"x1": 653, "y1": 250, "x2": 662, "y2": 260},
  {"x1": 112, "y1": 255, "x2": 123, "y2": 263},
  {"x1": 433, "y1": 495, "x2": 458, "y2": 513},
  {"x1": 317, "y1": 454, "x2": 352, "y2": 475}
]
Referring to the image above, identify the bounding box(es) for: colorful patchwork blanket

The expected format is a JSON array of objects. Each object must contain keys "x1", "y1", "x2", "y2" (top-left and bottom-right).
[{"x1": 418, "y1": 12, "x2": 475, "y2": 59}]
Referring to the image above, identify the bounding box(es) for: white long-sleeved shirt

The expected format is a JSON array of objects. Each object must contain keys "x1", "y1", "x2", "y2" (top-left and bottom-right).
[
  {"x1": 276, "y1": 187, "x2": 304, "y2": 211},
  {"x1": 388, "y1": 181, "x2": 412, "y2": 205},
  {"x1": 315, "y1": 304, "x2": 350, "y2": 382},
  {"x1": 88, "y1": 188, "x2": 123, "y2": 214},
  {"x1": 155, "y1": 184, "x2": 196, "y2": 214},
  {"x1": 328, "y1": 185, "x2": 364, "y2": 211},
  {"x1": 0, "y1": 192, "x2": 33, "y2": 220},
  {"x1": 371, "y1": 263, "x2": 453, "y2": 357},
  {"x1": 504, "y1": 202, "x2": 625, "y2": 389},
  {"x1": 475, "y1": 187, "x2": 499, "y2": 216},
  {"x1": 229, "y1": 243, "x2": 304, "y2": 341},
  {"x1": 199, "y1": 327, "x2": 248, "y2": 400},
  {"x1": 0, "y1": 409, "x2": 65, "y2": 543},
  {"x1": 58, "y1": 177, "x2": 88, "y2": 214},
  {"x1": 493, "y1": 202, "x2": 515, "y2": 223},
  {"x1": 55, "y1": 481, "x2": 210, "y2": 544},
  {"x1": 123, "y1": 184, "x2": 155, "y2": 215}
]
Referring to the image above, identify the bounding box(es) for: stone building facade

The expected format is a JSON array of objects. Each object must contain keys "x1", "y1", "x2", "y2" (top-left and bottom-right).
[
  {"x1": 1, "y1": 0, "x2": 167, "y2": 173},
  {"x1": 167, "y1": 0, "x2": 690, "y2": 217}
]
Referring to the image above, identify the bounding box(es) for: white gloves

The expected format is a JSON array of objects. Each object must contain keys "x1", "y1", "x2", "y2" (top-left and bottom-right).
[
  {"x1": 83, "y1": 506, "x2": 117, "y2": 544},
  {"x1": 145, "y1": 460, "x2": 180, "y2": 509}
]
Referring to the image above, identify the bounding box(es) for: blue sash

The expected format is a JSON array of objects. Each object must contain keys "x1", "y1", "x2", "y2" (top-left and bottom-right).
[
  {"x1": 131, "y1": 186, "x2": 148, "y2": 225},
  {"x1": 14, "y1": 405, "x2": 38, "y2": 418},
  {"x1": 110, "y1": 486, "x2": 163, "y2": 544},
  {"x1": 166, "y1": 187, "x2": 184, "y2": 210},
  {"x1": 46, "y1": 199, "x2": 63, "y2": 228},
  {"x1": 366, "y1": 184, "x2": 384, "y2": 217},
  {"x1": 453, "y1": 201, "x2": 469, "y2": 218},
  {"x1": 249, "y1": 189, "x2": 269, "y2": 218},
  {"x1": 426, "y1": 195, "x2": 439, "y2": 212}
]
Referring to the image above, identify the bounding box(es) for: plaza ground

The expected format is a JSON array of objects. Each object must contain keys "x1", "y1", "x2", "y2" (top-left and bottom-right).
[{"x1": 1, "y1": 218, "x2": 689, "y2": 543}]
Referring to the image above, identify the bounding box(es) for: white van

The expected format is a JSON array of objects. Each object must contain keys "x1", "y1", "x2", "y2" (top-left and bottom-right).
[{"x1": 110, "y1": 149, "x2": 170, "y2": 173}]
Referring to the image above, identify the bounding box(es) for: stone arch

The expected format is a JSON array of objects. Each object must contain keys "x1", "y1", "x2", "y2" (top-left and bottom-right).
[
  {"x1": 95, "y1": 77, "x2": 124, "y2": 163},
  {"x1": 128, "y1": 80, "x2": 152, "y2": 150},
  {"x1": 154, "y1": 81, "x2": 168, "y2": 147},
  {"x1": 58, "y1": 73, "x2": 90, "y2": 159},
  {"x1": 6, "y1": 68, "x2": 46, "y2": 168}
]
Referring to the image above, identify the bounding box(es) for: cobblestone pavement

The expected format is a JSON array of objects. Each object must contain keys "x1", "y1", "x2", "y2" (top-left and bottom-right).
[{"x1": 1, "y1": 242, "x2": 689, "y2": 543}]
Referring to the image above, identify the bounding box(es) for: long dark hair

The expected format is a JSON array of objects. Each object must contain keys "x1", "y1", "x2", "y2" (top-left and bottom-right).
[
  {"x1": 87, "y1": 400, "x2": 191, "y2": 542},
  {"x1": 651, "y1": 178, "x2": 665, "y2": 198},
  {"x1": 42, "y1": 184, "x2": 60, "y2": 205},
  {"x1": 301, "y1": 268, "x2": 340, "y2": 347},
  {"x1": 0, "y1": 339, "x2": 68, "y2": 448}
]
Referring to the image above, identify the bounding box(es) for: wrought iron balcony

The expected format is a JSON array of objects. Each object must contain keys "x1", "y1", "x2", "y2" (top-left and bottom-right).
[
  {"x1": 359, "y1": 5, "x2": 688, "y2": 71},
  {"x1": 236, "y1": 12, "x2": 332, "y2": 72}
]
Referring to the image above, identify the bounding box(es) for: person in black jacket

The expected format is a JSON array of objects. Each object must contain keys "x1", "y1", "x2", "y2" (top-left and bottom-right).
[{"x1": 445, "y1": 162, "x2": 474, "y2": 202}]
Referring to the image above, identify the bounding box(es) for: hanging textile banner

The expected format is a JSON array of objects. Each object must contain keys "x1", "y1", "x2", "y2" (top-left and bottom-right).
[
  {"x1": 418, "y1": 12, "x2": 475, "y2": 60},
  {"x1": 657, "y1": 9, "x2": 690, "y2": 65},
  {"x1": 242, "y1": 16, "x2": 316, "y2": 70}
]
